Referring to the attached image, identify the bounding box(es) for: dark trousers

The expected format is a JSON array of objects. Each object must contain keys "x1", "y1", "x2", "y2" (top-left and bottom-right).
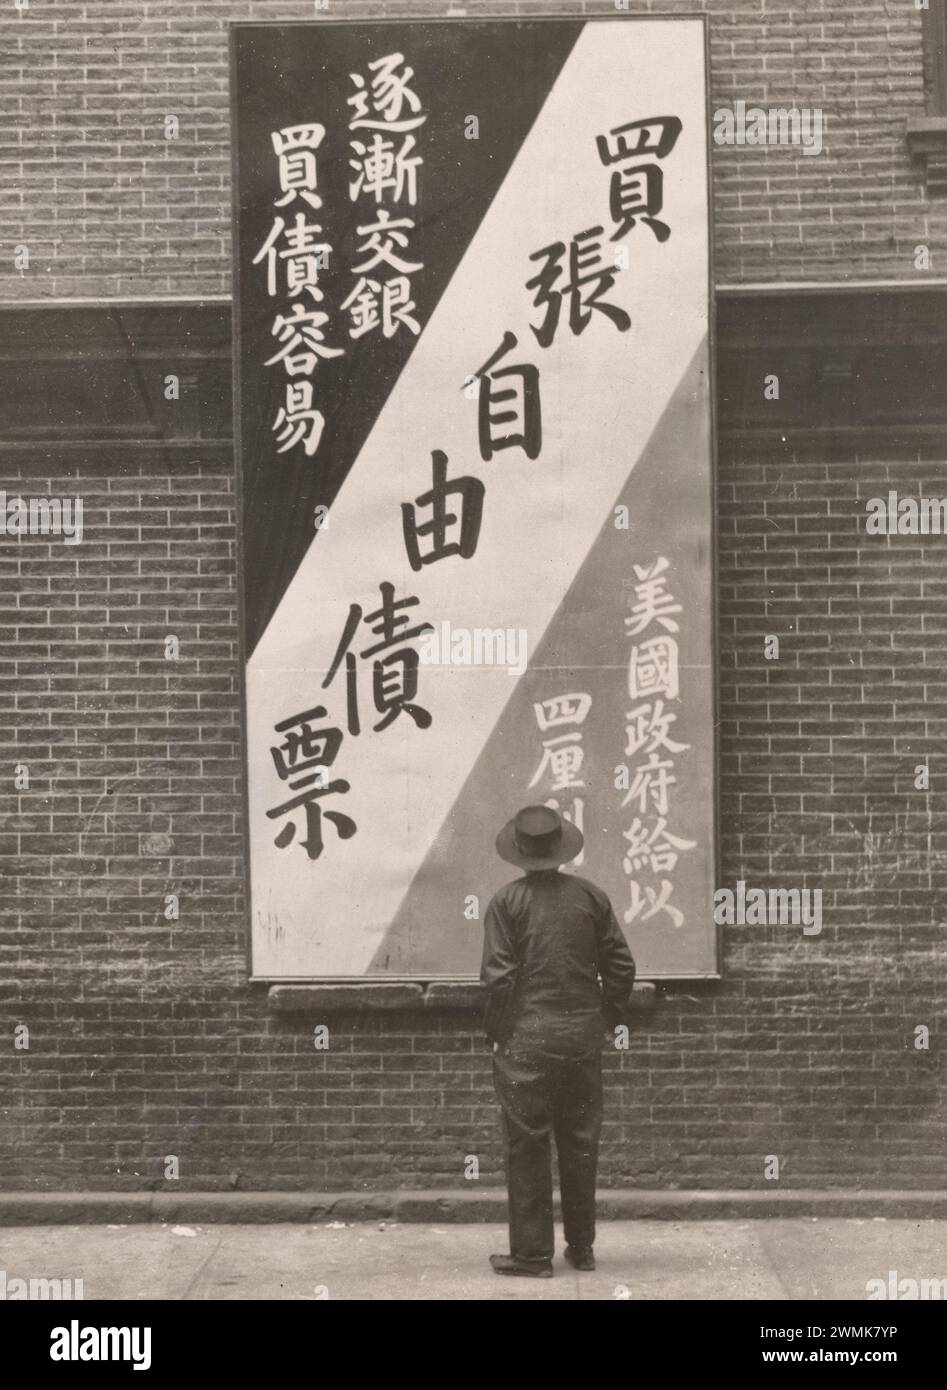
[{"x1": 492, "y1": 1044, "x2": 603, "y2": 1263}]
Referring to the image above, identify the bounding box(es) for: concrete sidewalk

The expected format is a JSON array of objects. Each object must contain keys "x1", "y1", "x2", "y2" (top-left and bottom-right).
[{"x1": 1, "y1": 1219, "x2": 943, "y2": 1300}]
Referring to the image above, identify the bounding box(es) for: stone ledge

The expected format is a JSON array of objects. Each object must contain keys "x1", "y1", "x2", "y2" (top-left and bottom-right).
[
  {"x1": 268, "y1": 983, "x2": 424, "y2": 1012},
  {"x1": 2, "y1": 1189, "x2": 947, "y2": 1225},
  {"x1": 267, "y1": 981, "x2": 659, "y2": 1013},
  {"x1": 424, "y1": 982, "x2": 485, "y2": 1010}
]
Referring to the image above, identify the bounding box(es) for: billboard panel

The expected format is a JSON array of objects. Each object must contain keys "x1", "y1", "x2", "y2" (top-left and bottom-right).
[{"x1": 232, "y1": 16, "x2": 716, "y2": 978}]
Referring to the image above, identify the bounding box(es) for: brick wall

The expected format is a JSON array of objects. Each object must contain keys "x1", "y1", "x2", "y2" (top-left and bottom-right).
[
  {"x1": 0, "y1": 0, "x2": 943, "y2": 299},
  {"x1": 0, "y1": 3, "x2": 944, "y2": 1197},
  {"x1": 1, "y1": 445, "x2": 943, "y2": 1192}
]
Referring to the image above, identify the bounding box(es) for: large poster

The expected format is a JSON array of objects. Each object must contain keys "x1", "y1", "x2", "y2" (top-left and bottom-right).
[{"x1": 232, "y1": 16, "x2": 716, "y2": 980}]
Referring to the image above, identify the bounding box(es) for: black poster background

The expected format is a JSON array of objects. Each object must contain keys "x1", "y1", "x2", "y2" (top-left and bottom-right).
[{"x1": 232, "y1": 19, "x2": 582, "y2": 656}]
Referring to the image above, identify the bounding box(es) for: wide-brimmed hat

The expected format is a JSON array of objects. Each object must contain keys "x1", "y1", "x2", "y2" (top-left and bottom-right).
[{"x1": 495, "y1": 804, "x2": 584, "y2": 870}]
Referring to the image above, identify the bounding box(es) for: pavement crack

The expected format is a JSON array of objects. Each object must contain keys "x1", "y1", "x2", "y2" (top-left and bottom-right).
[{"x1": 178, "y1": 1231, "x2": 227, "y2": 1301}]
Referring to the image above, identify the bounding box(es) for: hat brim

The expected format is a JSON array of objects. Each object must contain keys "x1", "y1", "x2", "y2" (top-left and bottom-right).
[{"x1": 495, "y1": 817, "x2": 584, "y2": 870}]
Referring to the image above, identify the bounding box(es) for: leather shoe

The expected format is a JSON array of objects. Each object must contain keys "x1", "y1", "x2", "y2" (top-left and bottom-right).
[
  {"x1": 489, "y1": 1253, "x2": 553, "y2": 1278},
  {"x1": 564, "y1": 1245, "x2": 595, "y2": 1271}
]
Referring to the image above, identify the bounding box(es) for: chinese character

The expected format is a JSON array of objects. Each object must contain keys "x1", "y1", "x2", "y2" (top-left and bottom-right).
[
  {"x1": 621, "y1": 752, "x2": 676, "y2": 816},
  {"x1": 596, "y1": 116, "x2": 682, "y2": 244},
  {"x1": 253, "y1": 215, "x2": 332, "y2": 299},
  {"x1": 528, "y1": 733, "x2": 585, "y2": 792},
  {"x1": 265, "y1": 304, "x2": 344, "y2": 376},
  {"x1": 624, "y1": 556, "x2": 682, "y2": 637},
  {"x1": 348, "y1": 52, "x2": 427, "y2": 133},
  {"x1": 340, "y1": 275, "x2": 421, "y2": 339},
  {"x1": 352, "y1": 210, "x2": 423, "y2": 274},
  {"x1": 323, "y1": 582, "x2": 433, "y2": 734},
  {"x1": 473, "y1": 331, "x2": 542, "y2": 461},
  {"x1": 533, "y1": 691, "x2": 592, "y2": 732},
  {"x1": 401, "y1": 449, "x2": 484, "y2": 572},
  {"x1": 272, "y1": 381, "x2": 325, "y2": 457},
  {"x1": 621, "y1": 816, "x2": 695, "y2": 876},
  {"x1": 271, "y1": 123, "x2": 326, "y2": 210},
  {"x1": 349, "y1": 133, "x2": 422, "y2": 205},
  {"x1": 628, "y1": 635, "x2": 679, "y2": 702},
  {"x1": 527, "y1": 228, "x2": 631, "y2": 348},
  {"x1": 623, "y1": 877, "x2": 684, "y2": 929},
  {"x1": 624, "y1": 700, "x2": 689, "y2": 758},
  {"x1": 266, "y1": 706, "x2": 356, "y2": 860}
]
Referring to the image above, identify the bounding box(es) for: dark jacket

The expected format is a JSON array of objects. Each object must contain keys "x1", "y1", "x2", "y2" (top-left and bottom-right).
[{"x1": 480, "y1": 869, "x2": 637, "y2": 1055}]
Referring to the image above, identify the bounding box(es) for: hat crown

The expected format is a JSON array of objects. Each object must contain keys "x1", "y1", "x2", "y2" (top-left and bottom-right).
[
  {"x1": 513, "y1": 805, "x2": 564, "y2": 857},
  {"x1": 514, "y1": 805, "x2": 562, "y2": 840},
  {"x1": 496, "y1": 803, "x2": 583, "y2": 869}
]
